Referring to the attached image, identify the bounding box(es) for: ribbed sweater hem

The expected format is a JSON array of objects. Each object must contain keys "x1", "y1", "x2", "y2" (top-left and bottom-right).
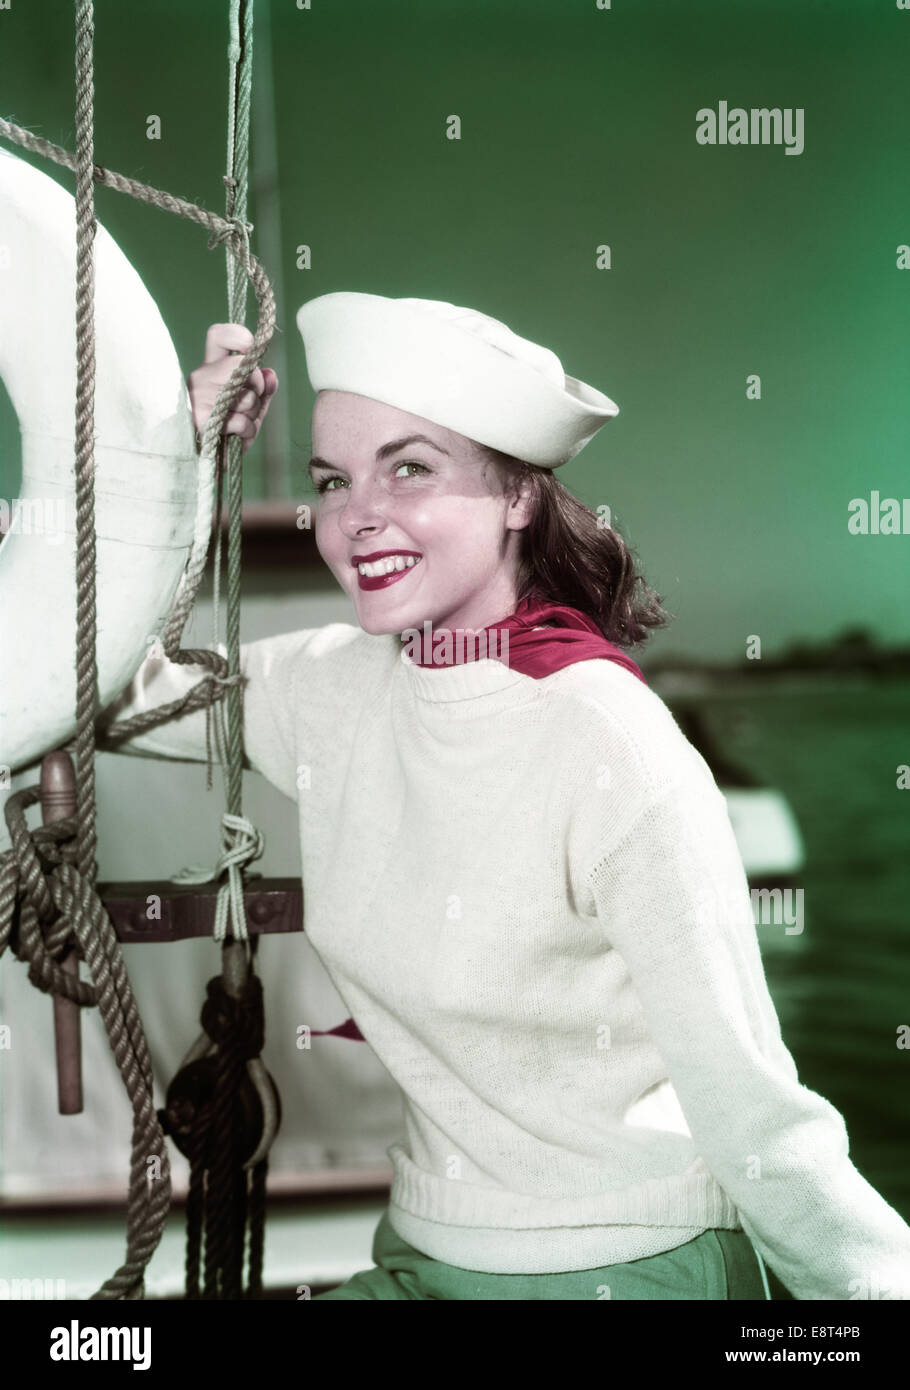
[
  {"x1": 388, "y1": 1207, "x2": 714, "y2": 1273},
  {"x1": 386, "y1": 1144, "x2": 742, "y2": 1273}
]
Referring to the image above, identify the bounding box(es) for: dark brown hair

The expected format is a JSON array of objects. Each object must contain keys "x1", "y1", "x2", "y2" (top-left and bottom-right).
[{"x1": 474, "y1": 442, "x2": 674, "y2": 649}]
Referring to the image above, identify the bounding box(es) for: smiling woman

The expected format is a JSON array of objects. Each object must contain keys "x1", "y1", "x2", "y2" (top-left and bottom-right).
[
  {"x1": 307, "y1": 390, "x2": 541, "y2": 637},
  {"x1": 308, "y1": 429, "x2": 440, "y2": 591},
  {"x1": 305, "y1": 390, "x2": 667, "y2": 646},
  {"x1": 96, "y1": 290, "x2": 910, "y2": 1302}
]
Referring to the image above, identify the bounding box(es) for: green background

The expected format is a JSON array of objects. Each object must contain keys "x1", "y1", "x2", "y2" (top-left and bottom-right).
[
  {"x1": 1, "y1": 0, "x2": 909, "y2": 1289},
  {"x1": 1, "y1": 0, "x2": 907, "y2": 662}
]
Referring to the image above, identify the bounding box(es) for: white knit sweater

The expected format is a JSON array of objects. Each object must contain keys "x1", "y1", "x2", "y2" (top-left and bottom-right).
[{"x1": 98, "y1": 623, "x2": 910, "y2": 1297}]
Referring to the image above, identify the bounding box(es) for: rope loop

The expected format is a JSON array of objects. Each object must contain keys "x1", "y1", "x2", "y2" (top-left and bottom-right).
[
  {"x1": 206, "y1": 670, "x2": 245, "y2": 690},
  {"x1": 212, "y1": 813, "x2": 263, "y2": 947},
  {"x1": 0, "y1": 0, "x2": 268, "y2": 1301},
  {"x1": 207, "y1": 212, "x2": 254, "y2": 274},
  {"x1": 1, "y1": 784, "x2": 91, "y2": 1002},
  {"x1": 170, "y1": 813, "x2": 264, "y2": 948},
  {"x1": 219, "y1": 812, "x2": 265, "y2": 874}
]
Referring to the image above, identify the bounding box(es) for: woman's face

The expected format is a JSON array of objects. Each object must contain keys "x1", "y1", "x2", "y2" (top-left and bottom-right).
[{"x1": 310, "y1": 390, "x2": 533, "y2": 637}]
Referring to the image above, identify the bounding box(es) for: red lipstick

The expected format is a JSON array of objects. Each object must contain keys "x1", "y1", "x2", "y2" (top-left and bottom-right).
[{"x1": 352, "y1": 550, "x2": 423, "y2": 592}]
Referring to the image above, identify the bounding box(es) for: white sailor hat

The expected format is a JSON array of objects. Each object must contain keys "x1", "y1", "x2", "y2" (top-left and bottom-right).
[{"x1": 295, "y1": 291, "x2": 620, "y2": 469}]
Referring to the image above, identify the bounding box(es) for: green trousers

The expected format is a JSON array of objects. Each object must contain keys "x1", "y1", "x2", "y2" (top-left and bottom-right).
[{"x1": 313, "y1": 1210, "x2": 773, "y2": 1300}]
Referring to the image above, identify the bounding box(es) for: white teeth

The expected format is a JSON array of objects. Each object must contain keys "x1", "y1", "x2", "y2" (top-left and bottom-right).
[{"x1": 357, "y1": 555, "x2": 421, "y2": 578}]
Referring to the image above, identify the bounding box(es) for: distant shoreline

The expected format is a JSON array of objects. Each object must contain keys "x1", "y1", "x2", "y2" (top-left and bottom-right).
[{"x1": 647, "y1": 670, "x2": 910, "y2": 697}]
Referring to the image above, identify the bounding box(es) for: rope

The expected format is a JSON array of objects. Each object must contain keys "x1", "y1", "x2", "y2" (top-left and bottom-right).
[
  {"x1": 245, "y1": 1160, "x2": 268, "y2": 1300},
  {"x1": 171, "y1": 815, "x2": 264, "y2": 944},
  {"x1": 217, "y1": 0, "x2": 256, "y2": 828},
  {"x1": 0, "y1": 0, "x2": 277, "y2": 1299},
  {"x1": 72, "y1": 0, "x2": 97, "y2": 890},
  {"x1": 199, "y1": 0, "x2": 274, "y2": 1300},
  {"x1": 144, "y1": 0, "x2": 271, "y2": 1300},
  {"x1": 0, "y1": 9, "x2": 172, "y2": 1299},
  {"x1": 0, "y1": 115, "x2": 276, "y2": 686},
  {"x1": 204, "y1": 1025, "x2": 247, "y2": 1298},
  {"x1": 0, "y1": 106, "x2": 275, "y2": 734},
  {"x1": 184, "y1": 1114, "x2": 209, "y2": 1300},
  {"x1": 156, "y1": 968, "x2": 271, "y2": 1300},
  {"x1": 182, "y1": 0, "x2": 264, "y2": 938}
]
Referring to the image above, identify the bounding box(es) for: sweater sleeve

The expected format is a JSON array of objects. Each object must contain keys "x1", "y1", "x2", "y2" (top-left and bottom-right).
[
  {"x1": 94, "y1": 624, "x2": 359, "y2": 803},
  {"x1": 583, "y1": 775, "x2": 910, "y2": 1302}
]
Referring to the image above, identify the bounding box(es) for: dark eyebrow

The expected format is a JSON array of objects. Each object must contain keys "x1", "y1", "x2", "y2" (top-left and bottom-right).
[{"x1": 307, "y1": 433, "x2": 450, "y2": 481}]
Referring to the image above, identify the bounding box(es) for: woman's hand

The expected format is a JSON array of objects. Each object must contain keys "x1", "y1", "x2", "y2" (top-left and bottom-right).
[{"x1": 187, "y1": 323, "x2": 278, "y2": 453}]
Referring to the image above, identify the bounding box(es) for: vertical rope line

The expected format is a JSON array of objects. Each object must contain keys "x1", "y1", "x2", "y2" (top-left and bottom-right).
[
  {"x1": 73, "y1": 0, "x2": 98, "y2": 885},
  {"x1": 209, "y1": 0, "x2": 254, "y2": 826},
  {"x1": 206, "y1": 0, "x2": 243, "y2": 790},
  {"x1": 224, "y1": 0, "x2": 254, "y2": 824},
  {"x1": 220, "y1": 2, "x2": 256, "y2": 1302},
  {"x1": 245, "y1": 1158, "x2": 267, "y2": 1297},
  {"x1": 196, "y1": 0, "x2": 263, "y2": 1302},
  {"x1": 70, "y1": 0, "x2": 172, "y2": 1302},
  {"x1": 230, "y1": 0, "x2": 253, "y2": 327},
  {"x1": 0, "y1": 12, "x2": 279, "y2": 1299}
]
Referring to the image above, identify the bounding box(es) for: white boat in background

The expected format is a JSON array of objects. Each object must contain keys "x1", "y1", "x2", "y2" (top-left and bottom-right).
[
  {"x1": 665, "y1": 701, "x2": 806, "y2": 881},
  {"x1": 721, "y1": 786, "x2": 804, "y2": 879}
]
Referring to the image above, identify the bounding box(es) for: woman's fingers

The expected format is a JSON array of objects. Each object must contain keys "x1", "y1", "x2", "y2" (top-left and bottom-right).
[
  {"x1": 244, "y1": 372, "x2": 277, "y2": 447},
  {"x1": 229, "y1": 369, "x2": 277, "y2": 420},
  {"x1": 227, "y1": 379, "x2": 277, "y2": 449},
  {"x1": 202, "y1": 363, "x2": 265, "y2": 401},
  {"x1": 203, "y1": 322, "x2": 254, "y2": 364},
  {"x1": 255, "y1": 369, "x2": 279, "y2": 414},
  {"x1": 225, "y1": 410, "x2": 261, "y2": 442},
  {"x1": 237, "y1": 366, "x2": 266, "y2": 398},
  {"x1": 191, "y1": 327, "x2": 279, "y2": 451},
  {"x1": 230, "y1": 386, "x2": 261, "y2": 414}
]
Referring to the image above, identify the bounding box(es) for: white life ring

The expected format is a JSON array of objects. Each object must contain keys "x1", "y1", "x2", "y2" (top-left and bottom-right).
[{"x1": 0, "y1": 148, "x2": 205, "y2": 851}]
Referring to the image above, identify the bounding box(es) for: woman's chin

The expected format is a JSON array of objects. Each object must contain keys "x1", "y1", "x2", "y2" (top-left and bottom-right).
[
  {"x1": 354, "y1": 600, "x2": 430, "y2": 638},
  {"x1": 354, "y1": 602, "x2": 412, "y2": 637},
  {"x1": 357, "y1": 615, "x2": 392, "y2": 636}
]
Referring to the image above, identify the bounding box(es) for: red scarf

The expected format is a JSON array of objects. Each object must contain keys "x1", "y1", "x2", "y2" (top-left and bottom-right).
[
  {"x1": 408, "y1": 594, "x2": 648, "y2": 685},
  {"x1": 318, "y1": 598, "x2": 646, "y2": 1045}
]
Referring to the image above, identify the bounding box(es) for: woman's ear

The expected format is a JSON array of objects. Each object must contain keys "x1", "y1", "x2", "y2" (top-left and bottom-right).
[{"x1": 505, "y1": 471, "x2": 536, "y2": 532}]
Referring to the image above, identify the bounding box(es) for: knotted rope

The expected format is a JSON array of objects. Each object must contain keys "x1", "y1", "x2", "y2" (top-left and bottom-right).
[
  {"x1": 0, "y1": 0, "x2": 276, "y2": 1298},
  {"x1": 176, "y1": 0, "x2": 265, "y2": 938},
  {"x1": 196, "y1": 0, "x2": 275, "y2": 1300}
]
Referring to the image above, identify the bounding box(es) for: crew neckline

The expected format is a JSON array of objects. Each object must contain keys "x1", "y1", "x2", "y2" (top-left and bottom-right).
[{"x1": 398, "y1": 647, "x2": 530, "y2": 702}]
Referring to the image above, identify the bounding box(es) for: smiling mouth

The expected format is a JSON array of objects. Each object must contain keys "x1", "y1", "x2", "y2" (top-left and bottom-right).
[{"x1": 356, "y1": 555, "x2": 423, "y2": 591}]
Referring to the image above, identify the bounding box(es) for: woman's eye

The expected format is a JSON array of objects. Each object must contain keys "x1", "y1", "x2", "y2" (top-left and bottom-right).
[{"x1": 315, "y1": 461, "x2": 429, "y2": 495}]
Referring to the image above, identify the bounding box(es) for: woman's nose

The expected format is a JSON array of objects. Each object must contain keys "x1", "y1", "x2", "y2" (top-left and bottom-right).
[{"x1": 336, "y1": 487, "x2": 389, "y2": 539}]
